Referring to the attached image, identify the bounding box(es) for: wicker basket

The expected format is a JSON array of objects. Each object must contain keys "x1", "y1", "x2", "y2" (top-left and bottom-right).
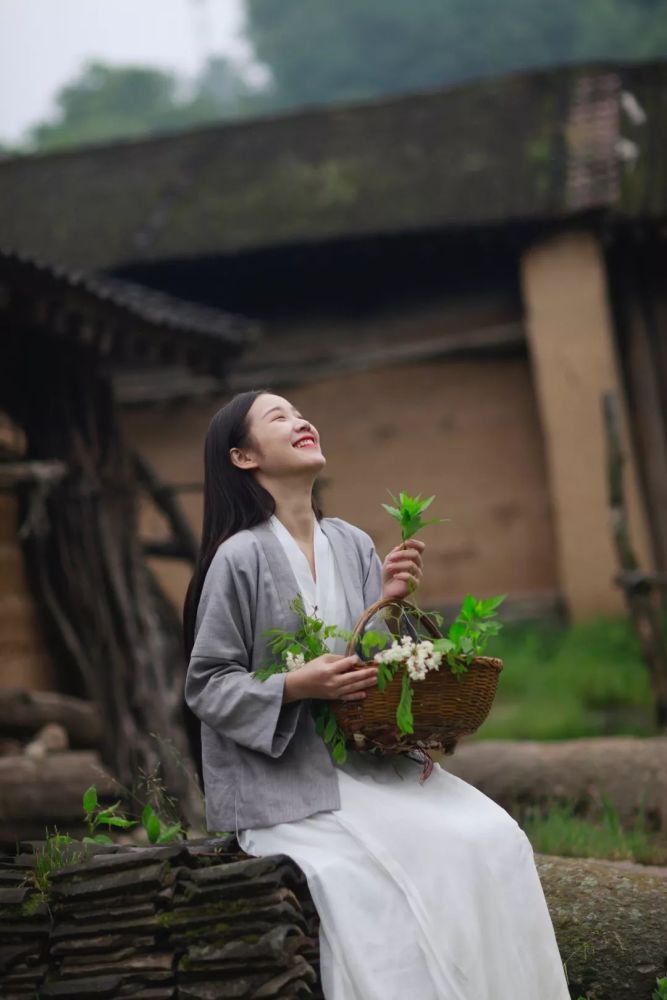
[{"x1": 333, "y1": 597, "x2": 503, "y2": 755}]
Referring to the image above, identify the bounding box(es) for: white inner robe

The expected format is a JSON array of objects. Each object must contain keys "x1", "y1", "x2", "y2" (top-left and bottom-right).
[{"x1": 240, "y1": 514, "x2": 571, "y2": 1000}]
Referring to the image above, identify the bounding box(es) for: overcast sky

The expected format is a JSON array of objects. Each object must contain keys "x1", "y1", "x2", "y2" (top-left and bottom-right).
[{"x1": 0, "y1": 0, "x2": 249, "y2": 143}]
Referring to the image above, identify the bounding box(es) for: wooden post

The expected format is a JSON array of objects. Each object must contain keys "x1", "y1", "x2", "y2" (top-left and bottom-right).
[{"x1": 603, "y1": 389, "x2": 667, "y2": 730}]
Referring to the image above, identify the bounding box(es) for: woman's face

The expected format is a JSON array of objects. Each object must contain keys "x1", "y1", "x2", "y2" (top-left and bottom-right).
[{"x1": 232, "y1": 393, "x2": 326, "y2": 478}]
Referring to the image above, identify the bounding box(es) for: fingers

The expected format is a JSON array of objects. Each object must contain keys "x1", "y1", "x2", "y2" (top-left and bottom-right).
[
  {"x1": 337, "y1": 671, "x2": 378, "y2": 701},
  {"x1": 337, "y1": 669, "x2": 377, "y2": 693},
  {"x1": 387, "y1": 559, "x2": 423, "y2": 574},
  {"x1": 385, "y1": 550, "x2": 423, "y2": 570},
  {"x1": 328, "y1": 653, "x2": 364, "y2": 673}
]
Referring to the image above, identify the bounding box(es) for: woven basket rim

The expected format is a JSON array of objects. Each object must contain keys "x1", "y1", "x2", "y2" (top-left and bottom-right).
[{"x1": 359, "y1": 654, "x2": 504, "y2": 672}]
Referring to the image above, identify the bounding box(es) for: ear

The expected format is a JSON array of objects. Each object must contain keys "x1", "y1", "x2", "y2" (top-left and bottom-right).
[{"x1": 230, "y1": 447, "x2": 259, "y2": 471}]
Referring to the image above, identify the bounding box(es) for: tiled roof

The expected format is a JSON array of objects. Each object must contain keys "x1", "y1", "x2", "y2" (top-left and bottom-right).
[
  {"x1": 0, "y1": 60, "x2": 665, "y2": 272},
  {"x1": 1, "y1": 249, "x2": 254, "y2": 347}
]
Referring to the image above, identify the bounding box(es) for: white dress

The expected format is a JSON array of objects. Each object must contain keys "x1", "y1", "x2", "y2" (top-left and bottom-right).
[{"x1": 238, "y1": 515, "x2": 570, "y2": 1000}]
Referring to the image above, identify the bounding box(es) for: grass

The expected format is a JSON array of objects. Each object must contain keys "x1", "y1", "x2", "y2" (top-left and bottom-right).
[
  {"x1": 474, "y1": 616, "x2": 657, "y2": 741},
  {"x1": 520, "y1": 797, "x2": 667, "y2": 865}
]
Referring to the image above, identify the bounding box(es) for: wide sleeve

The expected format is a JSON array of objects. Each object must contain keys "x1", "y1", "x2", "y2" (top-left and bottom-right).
[{"x1": 185, "y1": 544, "x2": 302, "y2": 758}]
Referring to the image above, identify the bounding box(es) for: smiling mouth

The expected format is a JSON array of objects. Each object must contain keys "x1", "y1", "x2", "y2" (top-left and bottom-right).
[{"x1": 293, "y1": 437, "x2": 318, "y2": 449}]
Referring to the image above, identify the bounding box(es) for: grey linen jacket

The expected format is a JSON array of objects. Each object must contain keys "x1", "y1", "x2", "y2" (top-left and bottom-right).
[{"x1": 185, "y1": 516, "x2": 383, "y2": 833}]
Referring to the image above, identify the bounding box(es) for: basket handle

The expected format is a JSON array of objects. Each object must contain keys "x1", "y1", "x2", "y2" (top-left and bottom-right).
[{"x1": 344, "y1": 597, "x2": 443, "y2": 657}]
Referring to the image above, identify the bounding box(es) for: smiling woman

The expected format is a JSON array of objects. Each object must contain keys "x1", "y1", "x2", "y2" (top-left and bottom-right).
[{"x1": 183, "y1": 388, "x2": 571, "y2": 1000}]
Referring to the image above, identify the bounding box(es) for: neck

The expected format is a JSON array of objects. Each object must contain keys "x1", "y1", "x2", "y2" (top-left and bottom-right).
[{"x1": 262, "y1": 479, "x2": 316, "y2": 544}]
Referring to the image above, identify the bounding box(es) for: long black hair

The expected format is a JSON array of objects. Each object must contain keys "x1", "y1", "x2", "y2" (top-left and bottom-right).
[{"x1": 183, "y1": 388, "x2": 323, "y2": 660}]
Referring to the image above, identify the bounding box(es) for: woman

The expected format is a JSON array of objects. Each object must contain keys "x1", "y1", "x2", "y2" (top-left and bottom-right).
[{"x1": 184, "y1": 389, "x2": 570, "y2": 1000}]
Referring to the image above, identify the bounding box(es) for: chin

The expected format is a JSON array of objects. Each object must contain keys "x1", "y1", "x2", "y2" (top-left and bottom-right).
[{"x1": 293, "y1": 446, "x2": 326, "y2": 464}]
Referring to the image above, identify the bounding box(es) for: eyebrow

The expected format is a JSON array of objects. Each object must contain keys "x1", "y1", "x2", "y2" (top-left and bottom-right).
[{"x1": 262, "y1": 405, "x2": 303, "y2": 419}]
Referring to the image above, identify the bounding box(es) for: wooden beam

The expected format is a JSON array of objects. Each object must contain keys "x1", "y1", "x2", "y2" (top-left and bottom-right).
[
  {"x1": 229, "y1": 322, "x2": 524, "y2": 389},
  {"x1": 604, "y1": 389, "x2": 667, "y2": 729},
  {"x1": 131, "y1": 451, "x2": 198, "y2": 565},
  {"x1": 143, "y1": 540, "x2": 196, "y2": 561},
  {"x1": 0, "y1": 460, "x2": 68, "y2": 490}
]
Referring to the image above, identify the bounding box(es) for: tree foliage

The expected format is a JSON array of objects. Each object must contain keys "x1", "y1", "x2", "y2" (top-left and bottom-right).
[
  {"x1": 12, "y1": 1, "x2": 667, "y2": 153},
  {"x1": 244, "y1": 0, "x2": 667, "y2": 109},
  {"x1": 25, "y1": 58, "x2": 258, "y2": 153}
]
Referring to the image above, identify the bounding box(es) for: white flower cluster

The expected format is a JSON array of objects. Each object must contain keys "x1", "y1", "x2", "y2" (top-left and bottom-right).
[
  {"x1": 375, "y1": 635, "x2": 443, "y2": 682},
  {"x1": 285, "y1": 650, "x2": 306, "y2": 672}
]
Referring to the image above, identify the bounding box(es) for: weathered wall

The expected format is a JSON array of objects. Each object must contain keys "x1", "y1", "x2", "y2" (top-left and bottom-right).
[
  {"x1": 521, "y1": 228, "x2": 652, "y2": 619},
  {"x1": 123, "y1": 352, "x2": 558, "y2": 615},
  {"x1": 0, "y1": 494, "x2": 55, "y2": 691}
]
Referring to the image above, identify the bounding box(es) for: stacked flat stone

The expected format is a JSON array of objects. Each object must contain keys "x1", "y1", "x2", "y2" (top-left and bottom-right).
[
  {"x1": 0, "y1": 840, "x2": 323, "y2": 999},
  {"x1": 0, "y1": 861, "x2": 50, "y2": 998}
]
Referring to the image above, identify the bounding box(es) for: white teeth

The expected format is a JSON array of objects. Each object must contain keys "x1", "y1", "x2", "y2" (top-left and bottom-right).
[{"x1": 295, "y1": 439, "x2": 315, "y2": 448}]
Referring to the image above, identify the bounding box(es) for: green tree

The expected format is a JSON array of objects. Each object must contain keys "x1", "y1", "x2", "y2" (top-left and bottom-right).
[
  {"x1": 27, "y1": 60, "x2": 245, "y2": 152},
  {"x1": 243, "y1": 0, "x2": 667, "y2": 111}
]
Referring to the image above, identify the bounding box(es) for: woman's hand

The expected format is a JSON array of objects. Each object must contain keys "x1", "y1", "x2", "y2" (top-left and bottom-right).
[
  {"x1": 381, "y1": 538, "x2": 425, "y2": 600},
  {"x1": 283, "y1": 653, "x2": 378, "y2": 704}
]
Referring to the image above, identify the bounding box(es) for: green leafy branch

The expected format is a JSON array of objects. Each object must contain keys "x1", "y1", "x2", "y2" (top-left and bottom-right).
[
  {"x1": 256, "y1": 595, "x2": 393, "y2": 762},
  {"x1": 372, "y1": 594, "x2": 505, "y2": 734},
  {"x1": 382, "y1": 489, "x2": 449, "y2": 543},
  {"x1": 82, "y1": 785, "x2": 137, "y2": 844},
  {"x1": 82, "y1": 785, "x2": 184, "y2": 845},
  {"x1": 430, "y1": 593, "x2": 506, "y2": 677}
]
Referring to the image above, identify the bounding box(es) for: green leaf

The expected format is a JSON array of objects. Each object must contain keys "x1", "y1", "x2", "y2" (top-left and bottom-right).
[
  {"x1": 82, "y1": 786, "x2": 98, "y2": 814},
  {"x1": 479, "y1": 594, "x2": 506, "y2": 614},
  {"x1": 141, "y1": 804, "x2": 156, "y2": 828},
  {"x1": 157, "y1": 824, "x2": 184, "y2": 844},
  {"x1": 448, "y1": 621, "x2": 465, "y2": 643},
  {"x1": 82, "y1": 833, "x2": 113, "y2": 844},
  {"x1": 396, "y1": 671, "x2": 414, "y2": 735},
  {"x1": 98, "y1": 815, "x2": 138, "y2": 829},
  {"x1": 381, "y1": 503, "x2": 401, "y2": 519},
  {"x1": 461, "y1": 594, "x2": 477, "y2": 617},
  {"x1": 145, "y1": 812, "x2": 161, "y2": 844},
  {"x1": 449, "y1": 658, "x2": 468, "y2": 676},
  {"x1": 360, "y1": 629, "x2": 390, "y2": 659},
  {"x1": 376, "y1": 662, "x2": 395, "y2": 692},
  {"x1": 323, "y1": 712, "x2": 338, "y2": 743}
]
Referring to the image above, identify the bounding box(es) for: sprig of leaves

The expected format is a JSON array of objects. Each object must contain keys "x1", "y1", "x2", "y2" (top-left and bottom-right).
[
  {"x1": 382, "y1": 490, "x2": 449, "y2": 542},
  {"x1": 256, "y1": 595, "x2": 393, "y2": 761},
  {"x1": 82, "y1": 786, "x2": 183, "y2": 845},
  {"x1": 82, "y1": 786, "x2": 137, "y2": 844},
  {"x1": 431, "y1": 593, "x2": 506, "y2": 676}
]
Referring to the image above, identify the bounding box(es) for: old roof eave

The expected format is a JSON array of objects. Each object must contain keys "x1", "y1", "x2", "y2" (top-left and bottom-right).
[
  {"x1": 0, "y1": 59, "x2": 666, "y2": 272},
  {"x1": 0, "y1": 249, "x2": 259, "y2": 379}
]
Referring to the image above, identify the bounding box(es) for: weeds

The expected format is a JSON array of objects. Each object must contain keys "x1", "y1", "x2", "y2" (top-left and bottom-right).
[{"x1": 521, "y1": 794, "x2": 664, "y2": 865}]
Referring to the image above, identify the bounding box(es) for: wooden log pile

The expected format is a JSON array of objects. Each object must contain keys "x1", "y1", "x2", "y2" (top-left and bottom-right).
[
  {"x1": 0, "y1": 690, "x2": 119, "y2": 843},
  {"x1": 0, "y1": 840, "x2": 323, "y2": 999},
  {"x1": 442, "y1": 735, "x2": 667, "y2": 831}
]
